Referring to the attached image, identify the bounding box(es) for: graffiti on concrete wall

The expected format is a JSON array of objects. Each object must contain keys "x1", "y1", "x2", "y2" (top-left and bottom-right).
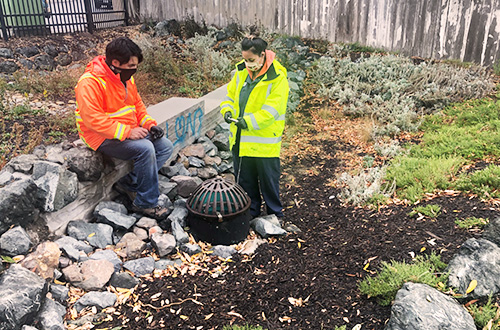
[{"x1": 164, "y1": 106, "x2": 204, "y2": 147}]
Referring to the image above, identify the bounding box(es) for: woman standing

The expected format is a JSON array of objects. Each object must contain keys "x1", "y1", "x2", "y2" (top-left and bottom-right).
[{"x1": 220, "y1": 28, "x2": 289, "y2": 220}]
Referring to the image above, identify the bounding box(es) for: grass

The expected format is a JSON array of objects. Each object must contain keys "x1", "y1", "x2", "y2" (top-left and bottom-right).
[
  {"x1": 359, "y1": 253, "x2": 448, "y2": 306},
  {"x1": 455, "y1": 217, "x2": 489, "y2": 230},
  {"x1": 468, "y1": 296, "x2": 500, "y2": 330},
  {"x1": 384, "y1": 97, "x2": 500, "y2": 202}
]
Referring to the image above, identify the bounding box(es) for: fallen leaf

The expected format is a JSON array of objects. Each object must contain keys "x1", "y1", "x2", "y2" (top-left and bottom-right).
[
  {"x1": 466, "y1": 280, "x2": 477, "y2": 294},
  {"x1": 204, "y1": 313, "x2": 213, "y2": 320},
  {"x1": 88, "y1": 232, "x2": 96, "y2": 238},
  {"x1": 228, "y1": 311, "x2": 244, "y2": 319}
]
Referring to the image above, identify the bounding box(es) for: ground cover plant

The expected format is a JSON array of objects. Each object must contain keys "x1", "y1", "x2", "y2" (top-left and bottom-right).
[{"x1": 2, "y1": 24, "x2": 500, "y2": 330}]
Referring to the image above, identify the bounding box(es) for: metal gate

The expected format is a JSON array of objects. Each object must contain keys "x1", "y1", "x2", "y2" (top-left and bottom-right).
[{"x1": 0, "y1": 0, "x2": 129, "y2": 40}]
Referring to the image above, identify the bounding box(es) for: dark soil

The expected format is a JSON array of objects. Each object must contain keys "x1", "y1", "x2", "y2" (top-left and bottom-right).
[{"x1": 99, "y1": 137, "x2": 498, "y2": 330}]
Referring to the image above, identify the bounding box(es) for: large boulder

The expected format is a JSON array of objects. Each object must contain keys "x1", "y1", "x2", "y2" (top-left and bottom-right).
[
  {"x1": 447, "y1": 238, "x2": 500, "y2": 297},
  {"x1": 32, "y1": 161, "x2": 79, "y2": 212},
  {"x1": 0, "y1": 264, "x2": 47, "y2": 329},
  {"x1": 0, "y1": 177, "x2": 39, "y2": 235},
  {"x1": 385, "y1": 282, "x2": 475, "y2": 330},
  {"x1": 63, "y1": 147, "x2": 104, "y2": 182},
  {"x1": 67, "y1": 221, "x2": 114, "y2": 249}
]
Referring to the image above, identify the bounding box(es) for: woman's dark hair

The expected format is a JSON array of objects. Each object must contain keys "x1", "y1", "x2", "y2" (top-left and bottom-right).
[
  {"x1": 105, "y1": 37, "x2": 143, "y2": 65},
  {"x1": 241, "y1": 26, "x2": 268, "y2": 55}
]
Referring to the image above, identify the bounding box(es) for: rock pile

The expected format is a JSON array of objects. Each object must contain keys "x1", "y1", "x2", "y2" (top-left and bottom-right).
[{"x1": 0, "y1": 123, "x2": 296, "y2": 329}]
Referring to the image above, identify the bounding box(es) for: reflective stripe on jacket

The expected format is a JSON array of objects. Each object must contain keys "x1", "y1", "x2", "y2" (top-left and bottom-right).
[
  {"x1": 220, "y1": 57, "x2": 289, "y2": 158},
  {"x1": 75, "y1": 55, "x2": 156, "y2": 150}
]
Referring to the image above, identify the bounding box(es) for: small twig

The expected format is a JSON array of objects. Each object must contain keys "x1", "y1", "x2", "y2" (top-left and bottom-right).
[{"x1": 139, "y1": 298, "x2": 203, "y2": 310}]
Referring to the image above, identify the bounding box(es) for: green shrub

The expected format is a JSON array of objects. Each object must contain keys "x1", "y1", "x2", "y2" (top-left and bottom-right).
[
  {"x1": 359, "y1": 253, "x2": 448, "y2": 306},
  {"x1": 408, "y1": 204, "x2": 441, "y2": 218},
  {"x1": 385, "y1": 156, "x2": 465, "y2": 203},
  {"x1": 455, "y1": 217, "x2": 489, "y2": 229},
  {"x1": 468, "y1": 296, "x2": 500, "y2": 330},
  {"x1": 454, "y1": 165, "x2": 500, "y2": 198}
]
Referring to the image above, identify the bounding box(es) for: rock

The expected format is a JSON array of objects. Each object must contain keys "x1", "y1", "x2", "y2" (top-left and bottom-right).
[
  {"x1": 167, "y1": 207, "x2": 188, "y2": 228},
  {"x1": 197, "y1": 167, "x2": 218, "y2": 179},
  {"x1": 250, "y1": 217, "x2": 287, "y2": 238},
  {"x1": 55, "y1": 53, "x2": 72, "y2": 66},
  {"x1": 0, "y1": 60, "x2": 19, "y2": 73},
  {"x1": 16, "y1": 46, "x2": 40, "y2": 57},
  {"x1": 180, "y1": 243, "x2": 202, "y2": 255},
  {"x1": 0, "y1": 177, "x2": 39, "y2": 235},
  {"x1": 55, "y1": 235, "x2": 93, "y2": 255},
  {"x1": 170, "y1": 175, "x2": 202, "y2": 197},
  {"x1": 109, "y1": 272, "x2": 140, "y2": 289},
  {"x1": 132, "y1": 226, "x2": 148, "y2": 241},
  {"x1": 90, "y1": 249, "x2": 122, "y2": 272},
  {"x1": 219, "y1": 151, "x2": 232, "y2": 160},
  {"x1": 50, "y1": 284, "x2": 69, "y2": 304},
  {"x1": 0, "y1": 171, "x2": 13, "y2": 186},
  {"x1": 36, "y1": 297, "x2": 66, "y2": 330},
  {"x1": 148, "y1": 226, "x2": 163, "y2": 238},
  {"x1": 385, "y1": 282, "x2": 476, "y2": 330},
  {"x1": 483, "y1": 216, "x2": 500, "y2": 247},
  {"x1": 78, "y1": 259, "x2": 114, "y2": 291},
  {"x1": 284, "y1": 222, "x2": 302, "y2": 234},
  {"x1": 151, "y1": 233, "x2": 176, "y2": 257},
  {"x1": 155, "y1": 258, "x2": 182, "y2": 270},
  {"x1": 181, "y1": 144, "x2": 206, "y2": 158},
  {"x1": 67, "y1": 221, "x2": 114, "y2": 249},
  {"x1": 115, "y1": 233, "x2": 146, "y2": 259},
  {"x1": 188, "y1": 167, "x2": 198, "y2": 176},
  {"x1": 123, "y1": 256, "x2": 155, "y2": 276},
  {"x1": 218, "y1": 162, "x2": 233, "y2": 173},
  {"x1": 21, "y1": 241, "x2": 61, "y2": 279},
  {"x1": 0, "y1": 48, "x2": 13, "y2": 58},
  {"x1": 212, "y1": 133, "x2": 230, "y2": 151},
  {"x1": 171, "y1": 220, "x2": 189, "y2": 245},
  {"x1": 203, "y1": 155, "x2": 222, "y2": 166},
  {"x1": 95, "y1": 208, "x2": 137, "y2": 231},
  {"x1": 135, "y1": 217, "x2": 158, "y2": 230},
  {"x1": 188, "y1": 156, "x2": 205, "y2": 168},
  {"x1": 158, "y1": 178, "x2": 178, "y2": 201},
  {"x1": 58, "y1": 256, "x2": 71, "y2": 268},
  {"x1": 5, "y1": 154, "x2": 39, "y2": 173},
  {"x1": 160, "y1": 162, "x2": 190, "y2": 177},
  {"x1": 198, "y1": 136, "x2": 217, "y2": 152},
  {"x1": 43, "y1": 44, "x2": 59, "y2": 58},
  {"x1": 63, "y1": 147, "x2": 104, "y2": 181},
  {"x1": 62, "y1": 264, "x2": 83, "y2": 283},
  {"x1": 154, "y1": 19, "x2": 181, "y2": 37},
  {"x1": 34, "y1": 54, "x2": 56, "y2": 70},
  {"x1": 32, "y1": 161, "x2": 78, "y2": 212},
  {"x1": 74, "y1": 291, "x2": 117, "y2": 313},
  {"x1": 0, "y1": 226, "x2": 32, "y2": 256},
  {"x1": 21, "y1": 326, "x2": 38, "y2": 330},
  {"x1": 20, "y1": 59, "x2": 35, "y2": 69},
  {"x1": 174, "y1": 198, "x2": 187, "y2": 208},
  {"x1": 212, "y1": 245, "x2": 237, "y2": 259},
  {"x1": 0, "y1": 264, "x2": 47, "y2": 329},
  {"x1": 447, "y1": 238, "x2": 500, "y2": 297},
  {"x1": 94, "y1": 201, "x2": 128, "y2": 216}
]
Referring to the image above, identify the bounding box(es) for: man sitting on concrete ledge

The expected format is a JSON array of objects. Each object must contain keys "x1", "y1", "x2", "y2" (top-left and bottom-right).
[{"x1": 75, "y1": 37, "x2": 173, "y2": 220}]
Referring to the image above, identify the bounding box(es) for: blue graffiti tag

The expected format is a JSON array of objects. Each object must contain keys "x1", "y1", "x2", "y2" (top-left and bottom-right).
[{"x1": 172, "y1": 107, "x2": 204, "y2": 146}]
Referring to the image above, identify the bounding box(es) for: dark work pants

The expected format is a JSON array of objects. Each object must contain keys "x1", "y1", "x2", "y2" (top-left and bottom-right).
[{"x1": 232, "y1": 150, "x2": 283, "y2": 218}]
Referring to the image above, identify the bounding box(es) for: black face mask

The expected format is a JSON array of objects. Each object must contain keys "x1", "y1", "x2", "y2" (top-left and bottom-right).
[{"x1": 108, "y1": 63, "x2": 137, "y2": 83}]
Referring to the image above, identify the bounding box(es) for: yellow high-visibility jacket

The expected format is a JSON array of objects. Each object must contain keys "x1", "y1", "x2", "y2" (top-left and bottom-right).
[{"x1": 220, "y1": 55, "x2": 289, "y2": 158}]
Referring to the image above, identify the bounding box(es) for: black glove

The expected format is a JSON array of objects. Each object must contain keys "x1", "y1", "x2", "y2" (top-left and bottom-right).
[
  {"x1": 224, "y1": 112, "x2": 233, "y2": 124},
  {"x1": 150, "y1": 125, "x2": 164, "y2": 140},
  {"x1": 236, "y1": 117, "x2": 248, "y2": 129}
]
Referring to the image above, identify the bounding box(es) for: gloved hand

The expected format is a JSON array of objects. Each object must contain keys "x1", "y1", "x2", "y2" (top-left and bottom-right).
[
  {"x1": 150, "y1": 125, "x2": 164, "y2": 140},
  {"x1": 236, "y1": 117, "x2": 248, "y2": 129},
  {"x1": 224, "y1": 112, "x2": 233, "y2": 124}
]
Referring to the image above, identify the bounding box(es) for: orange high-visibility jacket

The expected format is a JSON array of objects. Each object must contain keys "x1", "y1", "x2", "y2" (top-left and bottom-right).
[{"x1": 74, "y1": 55, "x2": 156, "y2": 150}]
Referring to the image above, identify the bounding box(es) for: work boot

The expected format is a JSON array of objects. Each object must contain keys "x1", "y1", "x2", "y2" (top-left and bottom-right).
[
  {"x1": 114, "y1": 182, "x2": 137, "y2": 203},
  {"x1": 132, "y1": 204, "x2": 169, "y2": 220}
]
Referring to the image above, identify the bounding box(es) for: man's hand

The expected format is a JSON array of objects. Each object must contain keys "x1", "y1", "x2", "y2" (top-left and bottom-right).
[
  {"x1": 224, "y1": 112, "x2": 233, "y2": 124},
  {"x1": 150, "y1": 125, "x2": 164, "y2": 140},
  {"x1": 236, "y1": 117, "x2": 248, "y2": 129},
  {"x1": 129, "y1": 127, "x2": 148, "y2": 140}
]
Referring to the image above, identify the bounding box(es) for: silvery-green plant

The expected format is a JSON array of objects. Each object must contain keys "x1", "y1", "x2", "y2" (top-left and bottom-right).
[{"x1": 337, "y1": 166, "x2": 394, "y2": 205}]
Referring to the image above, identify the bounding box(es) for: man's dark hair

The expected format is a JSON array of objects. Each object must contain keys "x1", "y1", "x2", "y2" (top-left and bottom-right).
[
  {"x1": 105, "y1": 37, "x2": 143, "y2": 64},
  {"x1": 241, "y1": 26, "x2": 268, "y2": 55}
]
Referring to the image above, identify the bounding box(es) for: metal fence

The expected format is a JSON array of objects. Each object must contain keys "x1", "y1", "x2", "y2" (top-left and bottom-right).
[{"x1": 0, "y1": 0, "x2": 129, "y2": 40}]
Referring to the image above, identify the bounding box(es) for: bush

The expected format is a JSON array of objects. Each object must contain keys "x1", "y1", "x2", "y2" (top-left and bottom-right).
[
  {"x1": 454, "y1": 165, "x2": 500, "y2": 198},
  {"x1": 468, "y1": 296, "x2": 500, "y2": 330},
  {"x1": 455, "y1": 217, "x2": 489, "y2": 230},
  {"x1": 359, "y1": 253, "x2": 448, "y2": 306},
  {"x1": 310, "y1": 54, "x2": 495, "y2": 137},
  {"x1": 337, "y1": 166, "x2": 394, "y2": 205}
]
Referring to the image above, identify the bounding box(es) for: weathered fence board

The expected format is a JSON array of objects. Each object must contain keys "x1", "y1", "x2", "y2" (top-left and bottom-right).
[{"x1": 139, "y1": 0, "x2": 500, "y2": 66}]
